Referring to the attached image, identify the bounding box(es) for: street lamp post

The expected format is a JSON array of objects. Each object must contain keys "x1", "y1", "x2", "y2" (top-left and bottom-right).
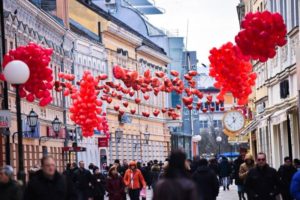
[
  {"x1": 74, "y1": 125, "x2": 82, "y2": 163},
  {"x1": 3, "y1": 60, "x2": 30, "y2": 185},
  {"x1": 216, "y1": 136, "x2": 222, "y2": 156},
  {"x1": 115, "y1": 128, "x2": 123, "y2": 159},
  {"x1": 144, "y1": 131, "x2": 150, "y2": 144},
  {"x1": 52, "y1": 116, "x2": 62, "y2": 137}
]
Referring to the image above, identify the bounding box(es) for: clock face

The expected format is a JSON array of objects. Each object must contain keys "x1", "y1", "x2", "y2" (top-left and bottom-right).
[{"x1": 223, "y1": 111, "x2": 245, "y2": 132}]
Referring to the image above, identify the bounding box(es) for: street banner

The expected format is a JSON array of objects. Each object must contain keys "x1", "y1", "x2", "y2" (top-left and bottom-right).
[{"x1": 0, "y1": 110, "x2": 11, "y2": 128}]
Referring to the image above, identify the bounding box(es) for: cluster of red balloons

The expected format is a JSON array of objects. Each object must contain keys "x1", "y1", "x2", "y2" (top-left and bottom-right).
[
  {"x1": 235, "y1": 11, "x2": 287, "y2": 62},
  {"x1": 209, "y1": 42, "x2": 256, "y2": 105},
  {"x1": 67, "y1": 71, "x2": 105, "y2": 137},
  {"x1": 2, "y1": 42, "x2": 54, "y2": 106},
  {"x1": 112, "y1": 65, "x2": 186, "y2": 119}
]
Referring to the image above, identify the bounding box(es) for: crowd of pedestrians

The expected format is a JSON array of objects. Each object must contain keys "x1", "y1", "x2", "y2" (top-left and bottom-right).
[{"x1": 2, "y1": 149, "x2": 300, "y2": 200}]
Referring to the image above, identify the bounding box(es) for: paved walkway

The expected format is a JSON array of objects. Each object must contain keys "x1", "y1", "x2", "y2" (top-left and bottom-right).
[
  {"x1": 105, "y1": 185, "x2": 239, "y2": 200},
  {"x1": 217, "y1": 185, "x2": 239, "y2": 200}
]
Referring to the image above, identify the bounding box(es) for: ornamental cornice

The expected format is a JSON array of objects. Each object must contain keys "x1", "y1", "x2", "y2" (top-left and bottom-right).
[
  {"x1": 136, "y1": 45, "x2": 171, "y2": 64},
  {"x1": 265, "y1": 64, "x2": 296, "y2": 87},
  {"x1": 106, "y1": 22, "x2": 143, "y2": 46}
]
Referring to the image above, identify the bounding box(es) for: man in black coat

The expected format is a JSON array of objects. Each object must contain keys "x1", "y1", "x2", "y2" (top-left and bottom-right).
[
  {"x1": 192, "y1": 158, "x2": 219, "y2": 200},
  {"x1": 0, "y1": 165, "x2": 22, "y2": 200},
  {"x1": 73, "y1": 161, "x2": 93, "y2": 200},
  {"x1": 92, "y1": 167, "x2": 106, "y2": 200},
  {"x1": 245, "y1": 152, "x2": 280, "y2": 200},
  {"x1": 23, "y1": 156, "x2": 77, "y2": 200},
  {"x1": 278, "y1": 156, "x2": 297, "y2": 200}
]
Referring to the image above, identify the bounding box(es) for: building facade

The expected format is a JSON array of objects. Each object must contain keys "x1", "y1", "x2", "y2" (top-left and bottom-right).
[
  {"x1": 0, "y1": 0, "x2": 75, "y2": 173},
  {"x1": 240, "y1": 0, "x2": 300, "y2": 168},
  {"x1": 69, "y1": 0, "x2": 172, "y2": 164}
]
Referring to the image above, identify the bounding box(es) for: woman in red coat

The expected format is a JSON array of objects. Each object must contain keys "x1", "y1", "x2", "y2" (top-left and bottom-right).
[{"x1": 106, "y1": 166, "x2": 126, "y2": 200}]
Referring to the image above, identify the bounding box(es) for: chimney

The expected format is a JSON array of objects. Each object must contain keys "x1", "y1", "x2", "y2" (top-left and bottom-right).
[{"x1": 56, "y1": 0, "x2": 69, "y2": 28}]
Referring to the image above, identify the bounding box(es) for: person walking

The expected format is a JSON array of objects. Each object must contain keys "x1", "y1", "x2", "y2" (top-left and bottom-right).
[
  {"x1": 233, "y1": 148, "x2": 247, "y2": 200},
  {"x1": 23, "y1": 156, "x2": 77, "y2": 200},
  {"x1": 73, "y1": 161, "x2": 94, "y2": 200},
  {"x1": 192, "y1": 158, "x2": 219, "y2": 200},
  {"x1": 245, "y1": 152, "x2": 280, "y2": 200},
  {"x1": 123, "y1": 161, "x2": 146, "y2": 200},
  {"x1": 119, "y1": 159, "x2": 128, "y2": 177},
  {"x1": 0, "y1": 165, "x2": 22, "y2": 200},
  {"x1": 290, "y1": 170, "x2": 300, "y2": 199},
  {"x1": 239, "y1": 153, "x2": 255, "y2": 200},
  {"x1": 153, "y1": 150, "x2": 198, "y2": 200},
  {"x1": 151, "y1": 160, "x2": 161, "y2": 189},
  {"x1": 106, "y1": 166, "x2": 126, "y2": 200},
  {"x1": 92, "y1": 167, "x2": 106, "y2": 200},
  {"x1": 219, "y1": 156, "x2": 232, "y2": 191},
  {"x1": 278, "y1": 157, "x2": 297, "y2": 200}
]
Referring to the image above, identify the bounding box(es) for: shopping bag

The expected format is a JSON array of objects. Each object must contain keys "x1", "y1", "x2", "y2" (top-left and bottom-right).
[{"x1": 140, "y1": 188, "x2": 147, "y2": 198}]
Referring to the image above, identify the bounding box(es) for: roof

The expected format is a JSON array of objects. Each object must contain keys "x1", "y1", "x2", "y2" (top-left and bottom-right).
[
  {"x1": 126, "y1": 0, "x2": 163, "y2": 15},
  {"x1": 69, "y1": 19, "x2": 100, "y2": 43},
  {"x1": 76, "y1": 0, "x2": 166, "y2": 55}
]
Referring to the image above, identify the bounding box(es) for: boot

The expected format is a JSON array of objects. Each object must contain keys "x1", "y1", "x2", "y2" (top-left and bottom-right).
[
  {"x1": 238, "y1": 192, "x2": 242, "y2": 200},
  {"x1": 241, "y1": 192, "x2": 246, "y2": 200},
  {"x1": 223, "y1": 186, "x2": 226, "y2": 191}
]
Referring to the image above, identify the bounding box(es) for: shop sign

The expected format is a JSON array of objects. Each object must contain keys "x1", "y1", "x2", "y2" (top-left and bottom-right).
[
  {"x1": 98, "y1": 137, "x2": 109, "y2": 147},
  {"x1": 0, "y1": 110, "x2": 11, "y2": 128}
]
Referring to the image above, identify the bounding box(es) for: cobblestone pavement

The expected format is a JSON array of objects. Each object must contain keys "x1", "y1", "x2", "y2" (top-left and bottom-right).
[{"x1": 105, "y1": 185, "x2": 239, "y2": 200}]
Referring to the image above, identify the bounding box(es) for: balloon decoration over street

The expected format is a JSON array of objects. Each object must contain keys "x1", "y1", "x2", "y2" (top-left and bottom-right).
[
  {"x1": 209, "y1": 42, "x2": 256, "y2": 105},
  {"x1": 1, "y1": 42, "x2": 54, "y2": 106},
  {"x1": 235, "y1": 11, "x2": 287, "y2": 62},
  {"x1": 57, "y1": 71, "x2": 109, "y2": 138}
]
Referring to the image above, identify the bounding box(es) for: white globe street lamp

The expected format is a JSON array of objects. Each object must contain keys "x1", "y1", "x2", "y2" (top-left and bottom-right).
[
  {"x1": 3, "y1": 60, "x2": 30, "y2": 185},
  {"x1": 216, "y1": 136, "x2": 222, "y2": 156},
  {"x1": 3, "y1": 60, "x2": 30, "y2": 84}
]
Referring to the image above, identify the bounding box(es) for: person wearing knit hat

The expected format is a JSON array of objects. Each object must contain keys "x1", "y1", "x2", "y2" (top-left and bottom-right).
[
  {"x1": 124, "y1": 161, "x2": 146, "y2": 200},
  {"x1": 0, "y1": 165, "x2": 22, "y2": 200}
]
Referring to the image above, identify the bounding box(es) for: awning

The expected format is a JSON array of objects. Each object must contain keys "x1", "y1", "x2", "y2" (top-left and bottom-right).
[
  {"x1": 240, "y1": 120, "x2": 259, "y2": 136},
  {"x1": 270, "y1": 106, "x2": 293, "y2": 125},
  {"x1": 257, "y1": 113, "x2": 273, "y2": 128}
]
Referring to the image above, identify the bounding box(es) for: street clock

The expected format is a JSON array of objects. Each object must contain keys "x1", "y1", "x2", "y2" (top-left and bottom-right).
[{"x1": 223, "y1": 110, "x2": 245, "y2": 133}]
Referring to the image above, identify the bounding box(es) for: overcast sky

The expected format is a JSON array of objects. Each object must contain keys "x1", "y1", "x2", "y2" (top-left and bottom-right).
[{"x1": 147, "y1": 0, "x2": 240, "y2": 64}]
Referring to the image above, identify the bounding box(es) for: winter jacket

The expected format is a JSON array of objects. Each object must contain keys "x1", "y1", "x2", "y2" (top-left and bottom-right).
[
  {"x1": 278, "y1": 164, "x2": 297, "y2": 190},
  {"x1": 290, "y1": 170, "x2": 300, "y2": 200},
  {"x1": 123, "y1": 168, "x2": 146, "y2": 190},
  {"x1": 23, "y1": 170, "x2": 77, "y2": 200},
  {"x1": 153, "y1": 177, "x2": 198, "y2": 200},
  {"x1": 192, "y1": 166, "x2": 219, "y2": 200},
  {"x1": 233, "y1": 156, "x2": 245, "y2": 185},
  {"x1": 92, "y1": 173, "x2": 106, "y2": 198},
  {"x1": 0, "y1": 180, "x2": 22, "y2": 200},
  {"x1": 239, "y1": 155, "x2": 255, "y2": 183},
  {"x1": 239, "y1": 162, "x2": 255, "y2": 183},
  {"x1": 73, "y1": 168, "x2": 93, "y2": 190},
  {"x1": 151, "y1": 164, "x2": 161, "y2": 188},
  {"x1": 106, "y1": 175, "x2": 125, "y2": 200},
  {"x1": 245, "y1": 165, "x2": 280, "y2": 200},
  {"x1": 219, "y1": 159, "x2": 231, "y2": 178}
]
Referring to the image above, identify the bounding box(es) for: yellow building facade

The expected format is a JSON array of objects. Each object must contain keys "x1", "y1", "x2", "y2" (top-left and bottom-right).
[{"x1": 69, "y1": 0, "x2": 171, "y2": 163}]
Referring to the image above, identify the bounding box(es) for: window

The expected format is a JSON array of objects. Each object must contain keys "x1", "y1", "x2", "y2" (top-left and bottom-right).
[
  {"x1": 199, "y1": 120, "x2": 208, "y2": 128},
  {"x1": 280, "y1": 0, "x2": 287, "y2": 23},
  {"x1": 9, "y1": 41, "x2": 13, "y2": 50},
  {"x1": 291, "y1": 0, "x2": 299, "y2": 28}
]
